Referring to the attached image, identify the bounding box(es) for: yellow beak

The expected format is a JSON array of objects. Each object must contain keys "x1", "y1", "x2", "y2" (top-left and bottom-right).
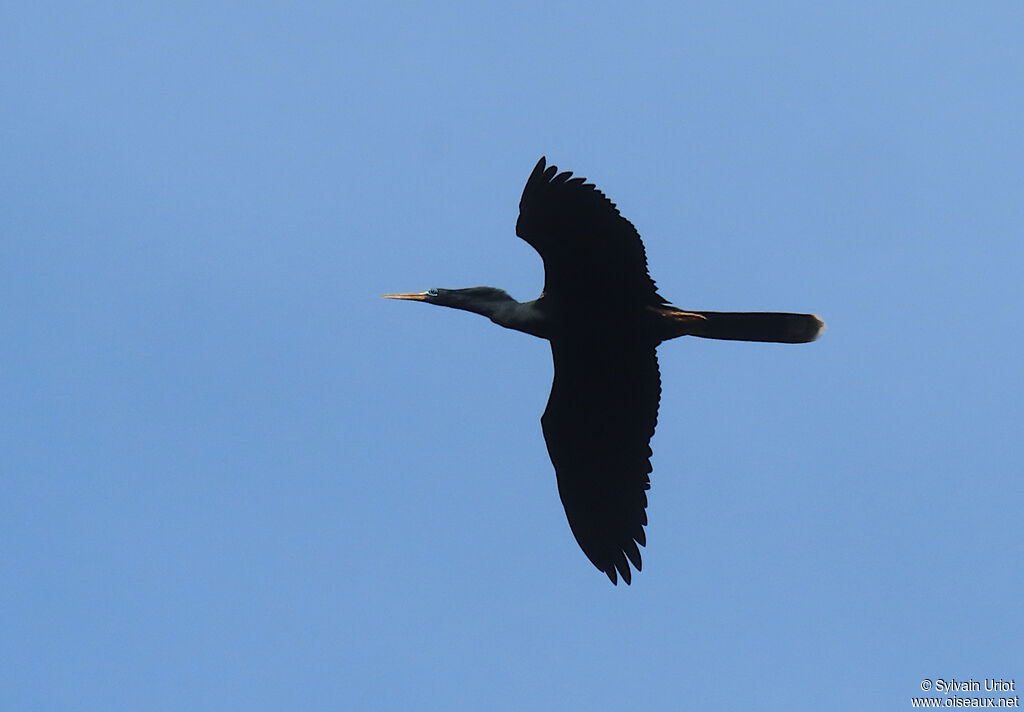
[{"x1": 381, "y1": 291, "x2": 430, "y2": 301}]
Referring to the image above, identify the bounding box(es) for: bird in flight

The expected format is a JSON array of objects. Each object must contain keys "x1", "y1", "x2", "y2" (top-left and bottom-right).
[{"x1": 384, "y1": 157, "x2": 823, "y2": 584}]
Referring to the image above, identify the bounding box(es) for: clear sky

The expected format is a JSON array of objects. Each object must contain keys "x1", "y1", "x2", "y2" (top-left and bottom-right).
[{"x1": 3, "y1": 3, "x2": 1022, "y2": 710}]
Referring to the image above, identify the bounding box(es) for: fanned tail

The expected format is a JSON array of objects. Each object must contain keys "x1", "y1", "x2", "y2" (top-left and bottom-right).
[{"x1": 667, "y1": 310, "x2": 824, "y2": 344}]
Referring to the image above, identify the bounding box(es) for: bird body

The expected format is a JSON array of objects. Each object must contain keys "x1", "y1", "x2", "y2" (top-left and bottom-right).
[{"x1": 384, "y1": 157, "x2": 823, "y2": 584}]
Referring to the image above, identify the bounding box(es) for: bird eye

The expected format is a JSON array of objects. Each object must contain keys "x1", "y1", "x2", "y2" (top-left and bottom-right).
[{"x1": 427, "y1": 288, "x2": 439, "y2": 297}]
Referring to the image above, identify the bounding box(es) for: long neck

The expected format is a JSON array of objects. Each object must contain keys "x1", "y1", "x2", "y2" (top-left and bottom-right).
[{"x1": 456, "y1": 296, "x2": 550, "y2": 339}]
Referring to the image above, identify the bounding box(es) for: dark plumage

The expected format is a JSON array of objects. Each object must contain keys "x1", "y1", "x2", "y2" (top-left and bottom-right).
[{"x1": 384, "y1": 157, "x2": 823, "y2": 584}]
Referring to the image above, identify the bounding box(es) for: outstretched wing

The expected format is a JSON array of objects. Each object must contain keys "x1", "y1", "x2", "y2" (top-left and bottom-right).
[
  {"x1": 542, "y1": 338, "x2": 661, "y2": 584},
  {"x1": 516, "y1": 157, "x2": 666, "y2": 306}
]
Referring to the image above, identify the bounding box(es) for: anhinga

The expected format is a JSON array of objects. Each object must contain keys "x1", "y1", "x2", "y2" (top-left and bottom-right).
[{"x1": 384, "y1": 157, "x2": 823, "y2": 585}]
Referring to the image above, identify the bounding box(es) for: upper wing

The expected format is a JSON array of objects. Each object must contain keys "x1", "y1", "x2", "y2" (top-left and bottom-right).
[
  {"x1": 516, "y1": 157, "x2": 666, "y2": 306},
  {"x1": 541, "y1": 338, "x2": 661, "y2": 585}
]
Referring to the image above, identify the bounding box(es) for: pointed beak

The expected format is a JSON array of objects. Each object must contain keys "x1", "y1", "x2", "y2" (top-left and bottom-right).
[{"x1": 381, "y1": 291, "x2": 430, "y2": 301}]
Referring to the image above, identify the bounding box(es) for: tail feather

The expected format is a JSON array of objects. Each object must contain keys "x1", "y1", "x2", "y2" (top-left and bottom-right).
[{"x1": 678, "y1": 311, "x2": 824, "y2": 344}]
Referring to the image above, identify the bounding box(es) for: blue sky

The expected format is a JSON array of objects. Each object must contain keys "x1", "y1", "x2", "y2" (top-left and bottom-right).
[{"x1": 3, "y1": 2, "x2": 1022, "y2": 710}]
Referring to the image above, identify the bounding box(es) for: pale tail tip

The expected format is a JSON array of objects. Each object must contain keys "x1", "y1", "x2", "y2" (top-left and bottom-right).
[{"x1": 810, "y1": 315, "x2": 826, "y2": 341}]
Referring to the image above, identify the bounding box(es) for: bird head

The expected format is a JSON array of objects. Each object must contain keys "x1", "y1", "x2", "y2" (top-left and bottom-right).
[{"x1": 381, "y1": 286, "x2": 514, "y2": 310}]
